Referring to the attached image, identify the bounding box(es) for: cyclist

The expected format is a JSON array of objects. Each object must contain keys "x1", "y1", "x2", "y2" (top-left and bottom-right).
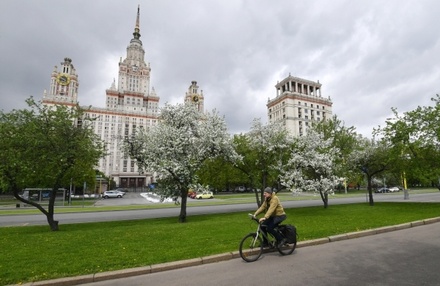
[{"x1": 253, "y1": 187, "x2": 287, "y2": 247}]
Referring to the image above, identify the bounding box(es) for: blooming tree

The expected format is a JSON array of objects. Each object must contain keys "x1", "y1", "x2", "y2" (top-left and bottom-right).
[
  {"x1": 279, "y1": 129, "x2": 339, "y2": 208},
  {"x1": 311, "y1": 115, "x2": 360, "y2": 192},
  {"x1": 124, "y1": 103, "x2": 239, "y2": 222},
  {"x1": 237, "y1": 119, "x2": 292, "y2": 206},
  {"x1": 349, "y1": 137, "x2": 393, "y2": 206}
]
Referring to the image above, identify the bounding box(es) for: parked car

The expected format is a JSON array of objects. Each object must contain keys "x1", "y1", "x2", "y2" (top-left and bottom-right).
[
  {"x1": 188, "y1": 191, "x2": 198, "y2": 199},
  {"x1": 195, "y1": 191, "x2": 214, "y2": 199},
  {"x1": 235, "y1": 186, "x2": 246, "y2": 193},
  {"x1": 103, "y1": 190, "x2": 125, "y2": 198},
  {"x1": 388, "y1": 187, "x2": 401, "y2": 192},
  {"x1": 375, "y1": 187, "x2": 390, "y2": 193},
  {"x1": 188, "y1": 189, "x2": 196, "y2": 198}
]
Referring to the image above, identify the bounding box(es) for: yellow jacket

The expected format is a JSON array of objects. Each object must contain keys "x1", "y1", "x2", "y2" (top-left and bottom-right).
[{"x1": 255, "y1": 194, "x2": 286, "y2": 219}]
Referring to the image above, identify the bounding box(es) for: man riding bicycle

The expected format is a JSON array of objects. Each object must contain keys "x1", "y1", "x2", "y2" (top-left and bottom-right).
[{"x1": 253, "y1": 187, "x2": 287, "y2": 248}]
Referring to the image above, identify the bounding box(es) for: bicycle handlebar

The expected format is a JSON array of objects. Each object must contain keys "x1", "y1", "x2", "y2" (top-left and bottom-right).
[{"x1": 248, "y1": 213, "x2": 259, "y2": 222}]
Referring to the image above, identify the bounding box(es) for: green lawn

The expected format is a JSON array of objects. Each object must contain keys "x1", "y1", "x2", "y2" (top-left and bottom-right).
[{"x1": 1, "y1": 202, "x2": 440, "y2": 285}]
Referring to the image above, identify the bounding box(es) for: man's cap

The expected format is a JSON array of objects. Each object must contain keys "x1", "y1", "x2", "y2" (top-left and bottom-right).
[{"x1": 264, "y1": 187, "x2": 273, "y2": 194}]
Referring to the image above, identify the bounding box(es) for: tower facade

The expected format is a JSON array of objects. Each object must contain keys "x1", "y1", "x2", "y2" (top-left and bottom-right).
[
  {"x1": 42, "y1": 57, "x2": 79, "y2": 106},
  {"x1": 184, "y1": 80, "x2": 204, "y2": 112},
  {"x1": 105, "y1": 6, "x2": 159, "y2": 114},
  {"x1": 267, "y1": 74, "x2": 332, "y2": 136},
  {"x1": 91, "y1": 5, "x2": 159, "y2": 188}
]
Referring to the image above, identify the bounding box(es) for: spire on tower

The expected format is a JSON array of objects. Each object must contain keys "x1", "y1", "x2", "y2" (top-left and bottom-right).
[{"x1": 133, "y1": 5, "x2": 141, "y2": 40}]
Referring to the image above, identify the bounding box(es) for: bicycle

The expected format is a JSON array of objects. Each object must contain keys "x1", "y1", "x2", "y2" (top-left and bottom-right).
[{"x1": 239, "y1": 214, "x2": 296, "y2": 262}]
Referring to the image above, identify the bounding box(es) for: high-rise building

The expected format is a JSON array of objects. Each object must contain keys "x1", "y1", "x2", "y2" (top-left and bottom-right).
[
  {"x1": 43, "y1": 6, "x2": 162, "y2": 189},
  {"x1": 267, "y1": 74, "x2": 332, "y2": 136}
]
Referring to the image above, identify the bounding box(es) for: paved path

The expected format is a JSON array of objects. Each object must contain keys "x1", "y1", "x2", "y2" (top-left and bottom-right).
[{"x1": 79, "y1": 220, "x2": 440, "y2": 286}]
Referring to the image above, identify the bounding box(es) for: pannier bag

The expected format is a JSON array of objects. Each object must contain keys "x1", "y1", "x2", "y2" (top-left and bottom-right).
[{"x1": 279, "y1": 224, "x2": 297, "y2": 244}]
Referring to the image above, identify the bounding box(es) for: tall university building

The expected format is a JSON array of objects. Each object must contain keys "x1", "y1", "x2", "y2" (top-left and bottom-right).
[
  {"x1": 43, "y1": 7, "x2": 204, "y2": 189},
  {"x1": 267, "y1": 74, "x2": 332, "y2": 137},
  {"x1": 42, "y1": 6, "x2": 331, "y2": 189}
]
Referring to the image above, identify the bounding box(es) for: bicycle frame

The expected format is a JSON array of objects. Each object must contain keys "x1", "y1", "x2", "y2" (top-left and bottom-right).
[
  {"x1": 239, "y1": 214, "x2": 296, "y2": 262},
  {"x1": 250, "y1": 214, "x2": 276, "y2": 246}
]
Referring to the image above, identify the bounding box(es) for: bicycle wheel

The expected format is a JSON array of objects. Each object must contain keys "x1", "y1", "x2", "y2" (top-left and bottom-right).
[
  {"x1": 239, "y1": 233, "x2": 263, "y2": 262},
  {"x1": 277, "y1": 239, "x2": 296, "y2": 255}
]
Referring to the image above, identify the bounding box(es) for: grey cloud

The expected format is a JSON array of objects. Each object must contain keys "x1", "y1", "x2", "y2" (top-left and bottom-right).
[{"x1": 1, "y1": 0, "x2": 440, "y2": 137}]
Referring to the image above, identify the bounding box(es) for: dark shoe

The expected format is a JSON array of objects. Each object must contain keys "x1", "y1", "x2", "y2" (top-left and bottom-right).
[
  {"x1": 263, "y1": 240, "x2": 276, "y2": 248},
  {"x1": 277, "y1": 238, "x2": 287, "y2": 248}
]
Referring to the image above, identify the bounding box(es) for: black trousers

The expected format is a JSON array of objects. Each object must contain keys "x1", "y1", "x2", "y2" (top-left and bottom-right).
[{"x1": 262, "y1": 214, "x2": 286, "y2": 242}]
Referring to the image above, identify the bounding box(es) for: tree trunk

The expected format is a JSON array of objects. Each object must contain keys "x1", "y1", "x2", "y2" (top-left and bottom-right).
[
  {"x1": 47, "y1": 215, "x2": 59, "y2": 231},
  {"x1": 261, "y1": 170, "x2": 268, "y2": 206},
  {"x1": 179, "y1": 190, "x2": 188, "y2": 223},
  {"x1": 367, "y1": 175, "x2": 375, "y2": 206},
  {"x1": 320, "y1": 191, "x2": 329, "y2": 208},
  {"x1": 13, "y1": 187, "x2": 60, "y2": 230},
  {"x1": 254, "y1": 190, "x2": 261, "y2": 207},
  {"x1": 47, "y1": 186, "x2": 60, "y2": 230}
]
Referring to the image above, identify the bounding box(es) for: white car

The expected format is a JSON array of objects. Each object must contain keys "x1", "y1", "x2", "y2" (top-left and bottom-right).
[
  {"x1": 388, "y1": 187, "x2": 401, "y2": 192},
  {"x1": 195, "y1": 191, "x2": 214, "y2": 199},
  {"x1": 103, "y1": 190, "x2": 125, "y2": 198}
]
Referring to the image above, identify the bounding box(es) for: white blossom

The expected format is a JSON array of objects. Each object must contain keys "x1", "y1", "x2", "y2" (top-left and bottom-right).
[{"x1": 279, "y1": 129, "x2": 340, "y2": 207}]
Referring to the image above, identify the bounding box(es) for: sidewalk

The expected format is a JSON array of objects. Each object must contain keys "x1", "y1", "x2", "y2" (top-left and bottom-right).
[{"x1": 22, "y1": 216, "x2": 440, "y2": 286}]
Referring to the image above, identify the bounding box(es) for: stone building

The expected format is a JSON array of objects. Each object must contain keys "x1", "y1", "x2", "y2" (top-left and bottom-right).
[
  {"x1": 267, "y1": 74, "x2": 332, "y2": 136},
  {"x1": 42, "y1": 6, "x2": 205, "y2": 189}
]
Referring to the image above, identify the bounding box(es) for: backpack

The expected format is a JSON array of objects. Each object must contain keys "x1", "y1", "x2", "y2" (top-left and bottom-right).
[{"x1": 279, "y1": 224, "x2": 298, "y2": 244}]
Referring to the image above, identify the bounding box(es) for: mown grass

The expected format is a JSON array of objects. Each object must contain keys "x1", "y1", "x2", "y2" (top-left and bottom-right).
[{"x1": 1, "y1": 202, "x2": 440, "y2": 285}]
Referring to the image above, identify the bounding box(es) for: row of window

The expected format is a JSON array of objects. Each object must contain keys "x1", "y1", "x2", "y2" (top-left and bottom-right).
[
  {"x1": 269, "y1": 100, "x2": 327, "y2": 114},
  {"x1": 90, "y1": 114, "x2": 156, "y2": 124}
]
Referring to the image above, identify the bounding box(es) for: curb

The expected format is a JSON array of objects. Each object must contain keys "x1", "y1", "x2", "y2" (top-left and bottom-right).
[{"x1": 19, "y1": 217, "x2": 440, "y2": 286}]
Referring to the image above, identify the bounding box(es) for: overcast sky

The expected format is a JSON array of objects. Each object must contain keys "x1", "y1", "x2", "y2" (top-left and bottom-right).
[{"x1": 1, "y1": 0, "x2": 439, "y2": 137}]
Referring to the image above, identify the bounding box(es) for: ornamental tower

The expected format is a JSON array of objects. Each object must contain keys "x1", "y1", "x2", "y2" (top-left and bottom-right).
[
  {"x1": 43, "y1": 57, "x2": 79, "y2": 106},
  {"x1": 184, "y1": 80, "x2": 204, "y2": 113},
  {"x1": 105, "y1": 5, "x2": 159, "y2": 115}
]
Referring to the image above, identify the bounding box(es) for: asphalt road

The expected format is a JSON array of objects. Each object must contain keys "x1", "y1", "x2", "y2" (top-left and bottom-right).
[
  {"x1": 1, "y1": 192, "x2": 440, "y2": 227},
  {"x1": 82, "y1": 220, "x2": 440, "y2": 286}
]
